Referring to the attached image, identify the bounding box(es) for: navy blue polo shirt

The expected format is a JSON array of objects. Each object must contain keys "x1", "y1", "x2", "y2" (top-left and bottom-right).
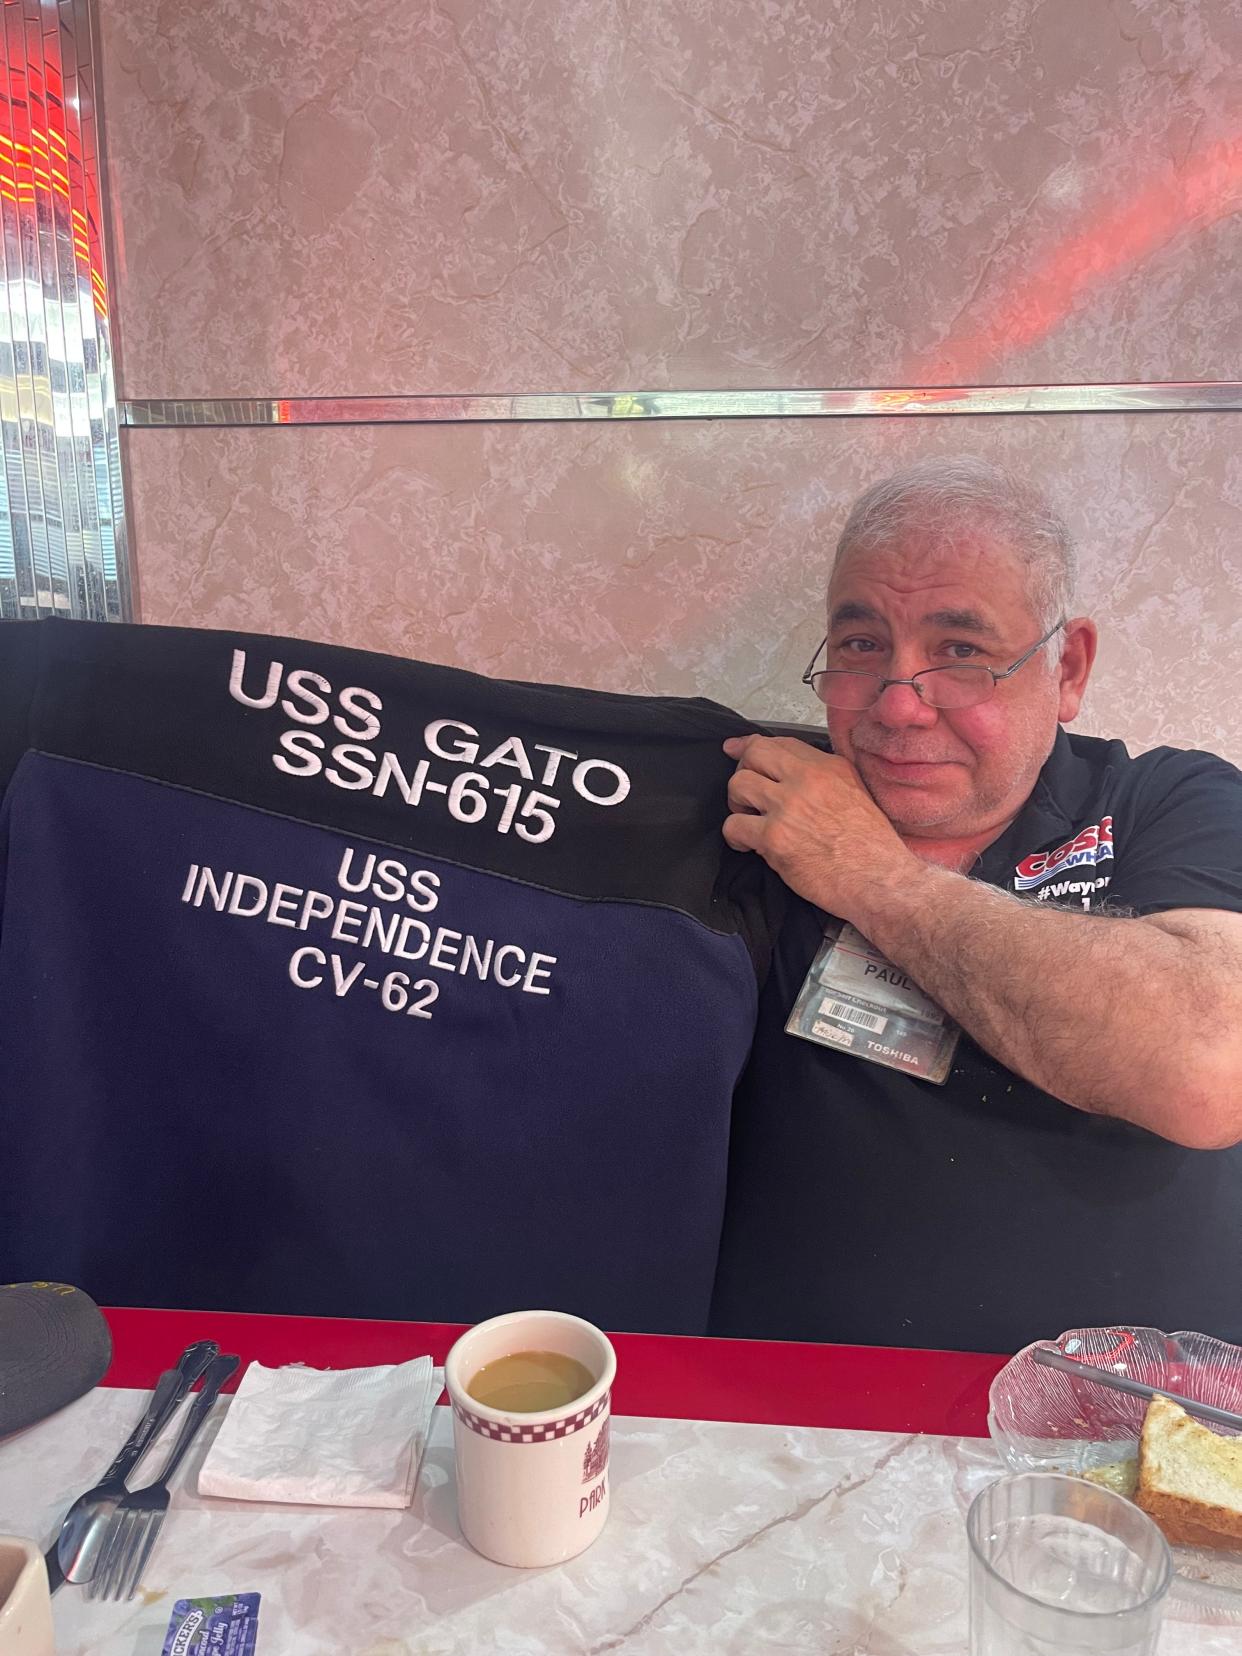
[
  {"x1": 710, "y1": 727, "x2": 1242, "y2": 1352},
  {"x1": 0, "y1": 619, "x2": 783, "y2": 1332}
]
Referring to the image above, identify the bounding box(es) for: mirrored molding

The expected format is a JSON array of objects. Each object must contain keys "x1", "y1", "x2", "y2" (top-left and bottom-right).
[
  {"x1": 120, "y1": 382, "x2": 1242, "y2": 427},
  {"x1": 0, "y1": 0, "x2": 131, "y2": 623}
]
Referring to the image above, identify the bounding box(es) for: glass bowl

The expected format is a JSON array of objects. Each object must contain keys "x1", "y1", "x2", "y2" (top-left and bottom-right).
[{"x1": 988, "y1": 1326, "x2": 1242, "y2": 1617}]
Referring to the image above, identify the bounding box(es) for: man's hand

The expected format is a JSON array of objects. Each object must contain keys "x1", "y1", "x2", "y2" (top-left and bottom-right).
[{"x1": 722, "y1": 734, "x2": 921, "y2": 922}]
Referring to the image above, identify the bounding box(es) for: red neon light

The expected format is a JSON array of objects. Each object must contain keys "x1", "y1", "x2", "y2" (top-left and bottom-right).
[
  {"x1": 2, "y1": 43, "x2": 109, "y2": 320},
  {"x1": 906, "y1": 136, "x2": 1242, "y2": 383}
]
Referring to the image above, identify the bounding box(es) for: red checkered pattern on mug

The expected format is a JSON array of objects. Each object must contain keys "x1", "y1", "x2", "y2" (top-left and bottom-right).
[{"x1": 453, "y1": 1391, "x2": 610, "y2": 1443}]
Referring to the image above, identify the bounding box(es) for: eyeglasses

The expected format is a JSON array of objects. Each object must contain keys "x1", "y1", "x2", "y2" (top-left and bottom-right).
[{"x1": 802, "y1": 620, "x2": 1066, "y2": 711}]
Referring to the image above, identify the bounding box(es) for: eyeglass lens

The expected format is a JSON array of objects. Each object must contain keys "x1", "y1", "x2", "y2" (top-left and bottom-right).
[{"x1": 811, "y1": 666, "x2": 994, "y2": 711}]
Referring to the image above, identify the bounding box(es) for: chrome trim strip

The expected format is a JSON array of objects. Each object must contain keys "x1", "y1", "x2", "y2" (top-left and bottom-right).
[{"x1": 120, "y1": 382, "x2": 1242, "y2": 428}]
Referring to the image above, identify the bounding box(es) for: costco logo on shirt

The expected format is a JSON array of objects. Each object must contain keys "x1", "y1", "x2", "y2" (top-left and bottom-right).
[{"x1": 1014, "y1": 817, "x2": 1114, "y2": 891}]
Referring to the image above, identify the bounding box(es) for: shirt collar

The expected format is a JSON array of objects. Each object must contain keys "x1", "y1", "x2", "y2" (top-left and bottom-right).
[{"x1": 975, "y1": 728, "x2": 1098, "y2": 885}]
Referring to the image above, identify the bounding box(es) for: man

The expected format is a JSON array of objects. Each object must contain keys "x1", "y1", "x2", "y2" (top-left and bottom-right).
[{"x1": 710, "y1": 456, "x2": 1242, "y2": 1352}]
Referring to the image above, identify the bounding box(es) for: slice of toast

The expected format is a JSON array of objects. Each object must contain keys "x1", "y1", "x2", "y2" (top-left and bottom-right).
[{"x1": 1136, "y1": 1393, "x2": 1242, "y2": 1552}]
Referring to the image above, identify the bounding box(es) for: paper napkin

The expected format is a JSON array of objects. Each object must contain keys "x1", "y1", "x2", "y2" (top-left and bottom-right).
[{"x1": 198, "y1": 1356, "x2": 439, "y2": 1509}]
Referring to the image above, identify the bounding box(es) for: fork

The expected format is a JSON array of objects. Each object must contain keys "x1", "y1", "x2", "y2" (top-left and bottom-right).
[
  {"x1": 45, "y1": 1338, "x2": 219, "y2": 1592},
  {"x1": 88, "y1": 1351, "x2": 240, "y2": 1602}
]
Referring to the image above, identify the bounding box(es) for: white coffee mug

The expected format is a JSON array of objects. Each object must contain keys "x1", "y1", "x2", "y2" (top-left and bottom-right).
[
  {"x1": 445, "y1": 1309, "x2": 617, "y2": 1569},
  {"x1": 0, "y1": 1537, "x2": 53, "y2": 1656}
]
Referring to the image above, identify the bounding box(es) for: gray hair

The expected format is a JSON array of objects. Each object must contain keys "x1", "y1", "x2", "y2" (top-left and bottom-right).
[{"x1": 832, "y1": 456, "x2": 1075, "y2": 649}]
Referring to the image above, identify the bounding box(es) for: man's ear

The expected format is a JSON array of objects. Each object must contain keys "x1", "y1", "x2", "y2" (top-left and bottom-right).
[{"x1": 1057, "y1": 617, "x2": 1098, "y2": 723}]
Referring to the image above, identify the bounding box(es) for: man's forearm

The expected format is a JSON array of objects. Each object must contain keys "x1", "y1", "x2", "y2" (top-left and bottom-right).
[{"x1": 849, "y1": 865, "x2": 1242, "y2": 1147}]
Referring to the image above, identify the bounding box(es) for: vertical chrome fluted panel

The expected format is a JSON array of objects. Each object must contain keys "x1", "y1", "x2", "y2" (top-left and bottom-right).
[{"x1": 0, "y1": 0, "x2": 129, "y2": 622}]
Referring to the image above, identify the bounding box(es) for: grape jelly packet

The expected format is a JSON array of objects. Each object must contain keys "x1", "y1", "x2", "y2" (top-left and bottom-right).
[{"x1": 160, "y1": 1592, "x2": 261, "y2": 1656}]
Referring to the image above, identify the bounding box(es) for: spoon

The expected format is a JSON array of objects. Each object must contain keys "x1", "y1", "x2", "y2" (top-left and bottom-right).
[{"x1": 45, "y1": 1337, "x2": 218, "y2": 1590}]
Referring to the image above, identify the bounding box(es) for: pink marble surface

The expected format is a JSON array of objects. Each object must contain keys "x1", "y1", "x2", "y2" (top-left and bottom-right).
[
  {"x1": 99, "y1": 0, "x2": 1242, "y2": 397},
  {"x1": 127, "y1": 412, "x2": 1242, "y2": 765},
  {"x1": 4, "y1": 1389, "x2": 1242, "y2": 1653}
]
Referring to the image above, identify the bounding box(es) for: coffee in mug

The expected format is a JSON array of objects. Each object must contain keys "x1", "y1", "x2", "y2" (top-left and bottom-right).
[
  {"x1": 445, "y1": 1309, "x2": 617, "y2": 1569},
  {"x1": 466, "y1": 1350, "x2": 595, "y2": 1413}
]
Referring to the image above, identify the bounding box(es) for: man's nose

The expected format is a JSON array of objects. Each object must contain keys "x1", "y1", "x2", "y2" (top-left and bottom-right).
[{"x1": 871, "y1": 678, "x2": 940, "y2": 729}]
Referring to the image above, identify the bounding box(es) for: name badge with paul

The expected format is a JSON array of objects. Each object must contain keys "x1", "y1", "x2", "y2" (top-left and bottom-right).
[{"x1": 786, "y1": 920, "x2": 960, "y2": 1084}]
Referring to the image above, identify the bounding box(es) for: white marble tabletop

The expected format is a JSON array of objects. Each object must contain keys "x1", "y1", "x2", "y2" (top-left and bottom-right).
[{"x1": 3, "y1": 1387, "x2": 1242, "y2": 1654}]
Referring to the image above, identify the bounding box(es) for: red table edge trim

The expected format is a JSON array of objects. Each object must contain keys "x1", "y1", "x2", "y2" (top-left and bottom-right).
[{"x1": 100, "y1": 1308, "x2": 1007, "y2": 1438}]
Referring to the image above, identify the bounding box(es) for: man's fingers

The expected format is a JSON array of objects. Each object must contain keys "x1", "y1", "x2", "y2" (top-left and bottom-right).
[
  {"x1": 722, "y1": 811, "x2": 765, "y2": 853},
  {"x1": 726, "y1": 769, "x2": 775, "y2": 814},
  {"x1": 723, "y1": 733, "x2": 803, "y2": 781}
]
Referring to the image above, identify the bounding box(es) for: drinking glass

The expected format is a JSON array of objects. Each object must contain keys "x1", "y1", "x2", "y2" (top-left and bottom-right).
[{"x1": 967, "y1": 1472, "x2": 1172, "y2": 1655}]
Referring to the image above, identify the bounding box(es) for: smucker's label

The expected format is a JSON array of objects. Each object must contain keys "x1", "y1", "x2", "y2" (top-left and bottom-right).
[{"x1": 160, "y1": 1593, "x2": 260, "y2": 1656}]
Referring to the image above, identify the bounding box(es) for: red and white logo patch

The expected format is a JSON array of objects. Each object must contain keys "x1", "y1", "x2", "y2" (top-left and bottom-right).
[{"x1": 1014, "y1": 817, "x2": 1114, "y2": 891}]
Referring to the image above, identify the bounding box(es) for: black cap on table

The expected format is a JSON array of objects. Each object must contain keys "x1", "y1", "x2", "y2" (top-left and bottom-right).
[{"x1": 0, "y1": 1282, "x2": 113, "y2": 1437}]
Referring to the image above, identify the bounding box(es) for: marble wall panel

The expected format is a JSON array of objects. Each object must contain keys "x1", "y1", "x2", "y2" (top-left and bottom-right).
[
  {"x1": 99, "y1": 0, "x2": 1241, "y2": 397},
  {"x1": 127, "y1": 412, "x2": 1242, "y2": 765}
]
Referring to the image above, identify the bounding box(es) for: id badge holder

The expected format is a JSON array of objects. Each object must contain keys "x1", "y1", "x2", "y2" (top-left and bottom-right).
[{"x1": 785, "y1": 919, "x2": 961, "y2": 1084}]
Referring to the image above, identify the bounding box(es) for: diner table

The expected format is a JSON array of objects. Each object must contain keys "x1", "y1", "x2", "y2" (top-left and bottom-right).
[{"x1": 3, "y1": 1307, "x2": 1241, "y2": 1653}]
